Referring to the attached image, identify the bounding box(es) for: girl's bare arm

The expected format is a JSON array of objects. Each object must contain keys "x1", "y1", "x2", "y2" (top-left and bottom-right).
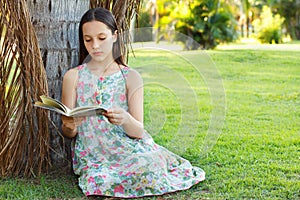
[
  {"x1": 61, "y1": 68, "x2": 79, "y2": 138},
  {"x1": 105, "y1": 69, "x2": 144, "y2": 139}
]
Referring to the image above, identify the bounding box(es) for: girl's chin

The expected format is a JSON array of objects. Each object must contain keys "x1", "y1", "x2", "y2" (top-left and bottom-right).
[
  {"x1": 90, "y1": 56, "x2": 107, "y2": 63},
  {"x1": 89, "y1": 53, "x2": 114, "y2": 63}
]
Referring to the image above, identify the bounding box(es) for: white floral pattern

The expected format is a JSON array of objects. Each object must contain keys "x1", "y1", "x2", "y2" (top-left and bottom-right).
[{"x1": 72, "y1": 64, "x2": 205, "y2": 198}]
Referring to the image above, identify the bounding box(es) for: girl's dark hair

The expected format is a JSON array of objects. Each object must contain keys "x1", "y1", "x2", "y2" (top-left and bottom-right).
[{"x1": 78, "y1": 7, "x2": 126, "y2": 66}]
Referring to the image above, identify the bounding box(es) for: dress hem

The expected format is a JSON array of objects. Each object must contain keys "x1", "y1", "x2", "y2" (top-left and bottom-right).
[{"x1": 85, "y1": 176, "x2": 205, "y2": 199}]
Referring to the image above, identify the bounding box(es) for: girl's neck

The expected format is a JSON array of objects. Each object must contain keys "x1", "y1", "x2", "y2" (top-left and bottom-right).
[
  {"x1": 87, "y1": 60, "x2": 119, "y2": 77},
  {"x1": 88, "y1": 59, "x2": 113, "y2": 69}
]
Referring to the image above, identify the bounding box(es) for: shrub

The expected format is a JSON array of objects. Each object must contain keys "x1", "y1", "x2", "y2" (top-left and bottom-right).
[
  {"x1": 252, "y1": 6, "x2": 285, "y2": 44},
  {"x1": 175, "y1": 0, "x2": 238, "y2": 50}
]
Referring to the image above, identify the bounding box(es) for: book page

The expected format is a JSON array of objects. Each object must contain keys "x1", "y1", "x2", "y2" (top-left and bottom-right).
[
  {"x1": 40, "y1": 95, "x2": 70, "y2": 113},
  {"x1": 34, "y1": 102, "x2": 68, "y2": 116},
  {"x1": 35, "y1": 95, "x2": 107, "y2": 117},
  {"x1": 70, "y1": 106, "x2": 107, "y2": 117}
]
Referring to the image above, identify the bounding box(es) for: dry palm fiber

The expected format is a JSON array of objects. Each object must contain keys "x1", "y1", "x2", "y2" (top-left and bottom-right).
[{"x1": 0, "y1": 0, "x2": 50, "y2": 177}]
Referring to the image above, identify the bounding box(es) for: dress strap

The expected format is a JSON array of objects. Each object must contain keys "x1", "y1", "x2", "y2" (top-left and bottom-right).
[
  {"x1": 120, "y1": 65, "x2": 130, "y2": 81},
  {"x1": 77, "y1": 64, "x2": 85, "y2": 71}
]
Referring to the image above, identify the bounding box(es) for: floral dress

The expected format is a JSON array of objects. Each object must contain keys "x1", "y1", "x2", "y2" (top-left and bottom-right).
[{"x1": 73, "y1": 64, "x2": 205, "y2": 198}]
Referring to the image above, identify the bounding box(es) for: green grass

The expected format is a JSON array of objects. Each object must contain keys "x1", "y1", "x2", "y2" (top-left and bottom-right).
[
  {"x1": 0, "y1": 174, "x2": 82, "y2": 199},
  {"x1": 1, "y1": 46, "x2": 299, "y2": 199}
]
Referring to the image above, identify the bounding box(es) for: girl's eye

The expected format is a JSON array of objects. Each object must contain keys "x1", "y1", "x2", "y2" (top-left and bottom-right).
[
  {"x1": 85, "y1": 39, "x2": 91, "y2": 42},
  {"x1": 99, "y1": 37, "x2": 106, "y2": 41}
]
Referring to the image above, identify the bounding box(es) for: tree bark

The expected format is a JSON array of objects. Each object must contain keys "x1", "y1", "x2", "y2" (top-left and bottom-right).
[{"x1": 26, "y1": 0, "x2": 89, "y2": 169}]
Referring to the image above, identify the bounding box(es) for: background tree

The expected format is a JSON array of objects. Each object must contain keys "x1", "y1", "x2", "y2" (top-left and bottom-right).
[
  {"x1": 144, "y1": 0, "x2": 300, "y2": 47},
  {"x1": 241, "y1": 0, "x2": 256, "y2": 37},
  {"x1": 252, "y1": 5, "x2": 285, "y2": 43},
  {"x1": 143, "y1": 0, "x2": 238, "y2": 49},
  {"x1": 175, "y1": 0, "x2": 238, "y2": 49},
  {"x1": 273, "y1": 0, "x2": 300, "y2": 40},
  {"x1": 154, "y1": 0, "x2": 180, "y2": 42},
  {"x1": 252, "y1": 0, "x2": 300, "y2": 40}
]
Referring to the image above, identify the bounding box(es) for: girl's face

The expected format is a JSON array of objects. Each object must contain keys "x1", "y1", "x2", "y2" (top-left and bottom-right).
[{"x1": 82, "y1": 21, "x2": 117, "y2": 64}]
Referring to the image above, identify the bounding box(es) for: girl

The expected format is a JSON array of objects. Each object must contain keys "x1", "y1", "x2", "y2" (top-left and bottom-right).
[{"x1": 61, "y1": 7, "x2": 205, "y2": 198}]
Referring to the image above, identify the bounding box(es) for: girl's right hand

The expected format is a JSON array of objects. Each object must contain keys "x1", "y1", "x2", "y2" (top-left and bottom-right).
[{"x1": 61, "y1": 116, "x2": 84, "y2": 138}]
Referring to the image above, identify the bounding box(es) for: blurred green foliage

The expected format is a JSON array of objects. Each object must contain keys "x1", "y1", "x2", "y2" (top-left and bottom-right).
[
  {"x1": 258, "y1": 0, "x2": 300, "y2": 40},
  {"x1": 135, "y1": 11, "x2": 153, "y2": 42},
  {"x1": 175, "y1": 0, "x2": 238, "y2": 49},
  {"x1": 252, "y1": 6, "x2": 285, "y2": 44},
  {"x1": 153, "y1": 0, "x2": 238, "y2": 50},
  {"x1": 137, "y1": 0, "x2": 300, "y2": 49}
]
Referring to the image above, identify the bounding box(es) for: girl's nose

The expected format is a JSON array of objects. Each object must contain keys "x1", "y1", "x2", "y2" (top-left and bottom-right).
[{"x1": 92, "y1": 40, "x2": 100, "y2": 49}]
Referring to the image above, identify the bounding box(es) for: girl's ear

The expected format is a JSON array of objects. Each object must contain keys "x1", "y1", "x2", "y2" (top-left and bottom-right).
[{"x1": 113, "y1": 30, "x2": 118, "y2": 43}]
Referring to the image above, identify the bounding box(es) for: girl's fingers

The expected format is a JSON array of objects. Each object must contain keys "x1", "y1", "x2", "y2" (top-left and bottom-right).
[
  {"x1": 74, "y1": 117, "x2": 84, "y2": 126},
  {"x1": 104, "y1": 107, "x2": 127, "y2": 125},
  {"x1": 107, "y1": 107, "x2": 122, "y2": 114},
  {"x1": 62, "y1": 115, "x2": 74, "y2": 123}
]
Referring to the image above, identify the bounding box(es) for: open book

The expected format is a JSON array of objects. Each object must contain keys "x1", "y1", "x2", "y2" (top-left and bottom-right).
[{"x1": 34, "y1": 95, "x2": 107, "y2": 117}]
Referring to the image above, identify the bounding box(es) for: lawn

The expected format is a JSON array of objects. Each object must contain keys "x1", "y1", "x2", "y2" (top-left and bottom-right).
[{"x1": 0, "y1": 44, "x2": 299, "y2": 199}]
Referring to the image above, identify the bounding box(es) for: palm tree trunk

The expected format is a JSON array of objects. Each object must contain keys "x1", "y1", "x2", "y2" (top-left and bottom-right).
[
  {"x1": 242, "y1": 0, "x2": 250, "y2": 38},
  {"x1": 26, "y1": 0, "x2": 89, "y2": 169}
]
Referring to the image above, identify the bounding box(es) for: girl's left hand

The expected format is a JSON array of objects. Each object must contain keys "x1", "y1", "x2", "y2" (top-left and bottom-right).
[{"x1": 104, "y1": 107, "x2": 129, "y2": 126}]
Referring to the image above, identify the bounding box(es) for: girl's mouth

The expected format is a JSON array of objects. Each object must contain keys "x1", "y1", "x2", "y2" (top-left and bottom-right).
[{"x1": 92, "y1": 51, "x2": 103, "y2": 56}]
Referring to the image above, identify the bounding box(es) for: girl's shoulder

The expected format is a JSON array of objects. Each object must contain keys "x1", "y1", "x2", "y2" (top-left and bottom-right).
[
  {"x1": 121, "y1": 65, "x2": 142, "y2": 81},
  {"x1": 63, "y1": 66, "x2": 81, "y2": 81},
  {"x1": 125, "y1": 67, "x2": 143, "y2": 89},
  {"x1": 127, "y1": 68, "x2": 142, "y2": 79}
]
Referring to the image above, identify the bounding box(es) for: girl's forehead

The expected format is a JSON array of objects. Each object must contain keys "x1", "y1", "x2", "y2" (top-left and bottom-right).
[{"x1": 82, "y1": 21, "x2": 111, "y2": 35}]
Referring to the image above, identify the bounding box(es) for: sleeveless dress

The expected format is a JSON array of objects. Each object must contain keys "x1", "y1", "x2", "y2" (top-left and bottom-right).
[{"x1": 72, "y1": 64, "x2": 205, "y2": 198}]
